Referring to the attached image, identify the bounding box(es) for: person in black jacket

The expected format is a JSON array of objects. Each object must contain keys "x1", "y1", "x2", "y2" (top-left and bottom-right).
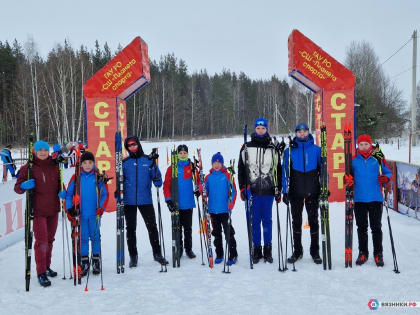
[
  {"x1": 282, "y1": 123, "x2": 322, "y2": 264},
  {"x1": 238, "y1": 117, "x2": 282, "y2": 264}
]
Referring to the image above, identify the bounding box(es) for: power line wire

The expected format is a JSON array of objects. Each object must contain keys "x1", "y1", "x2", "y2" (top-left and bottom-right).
[
  {"x1": 380, "y1": 37, "x2": 413, "y2": 66},
  {"x1": 391, "y1": 65, "x2": 420, "y2": 79}
]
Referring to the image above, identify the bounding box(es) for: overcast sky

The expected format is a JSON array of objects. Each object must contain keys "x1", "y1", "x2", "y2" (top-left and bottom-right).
[{"x1": 1, "y1": 0, "x2": 419, "y2": 105}]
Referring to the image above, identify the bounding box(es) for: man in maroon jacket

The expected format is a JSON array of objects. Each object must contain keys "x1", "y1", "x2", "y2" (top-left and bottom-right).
[{"x1": 15, "y1": 140, "x2": 63, "y2": 287}]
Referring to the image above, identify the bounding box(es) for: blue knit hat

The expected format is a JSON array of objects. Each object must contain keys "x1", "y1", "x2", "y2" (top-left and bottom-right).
[
  {"x1": 53, "y1": 144, "x2": 61, "y2": 153},
  {"x1": 211, "y1": 152, "x2": 224, "y2": 165},
  {"x1": 254, "y1": 117, "x2": 268, "y2": 130},
  {"x1": 34, "y1": 140, "x2": 49, "y2": 153},
  {"x1": 295, "y1": 123, "x2": 309, "y2": 132}
]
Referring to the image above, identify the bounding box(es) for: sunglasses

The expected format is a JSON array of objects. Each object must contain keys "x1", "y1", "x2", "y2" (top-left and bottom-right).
[
  {"x1": 255, "y1": 121, "x2": 266, "y2": 126},
  {"x1": 127, "y1": 143, "x2": 138, "y2": 147}
]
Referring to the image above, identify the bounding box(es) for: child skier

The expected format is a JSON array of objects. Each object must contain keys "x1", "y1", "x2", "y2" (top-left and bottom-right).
[
  {"x1": 345, "y1": 134, "x2": 391, "y2": 267},
  {"x1": 14, "y1": 140, "x2": 63, "y2": 287},
  {"x1": 65, "y1": 151, "x2": 108, "y2": 276},
  {"x1": 163, "y1": 144, "x2": 199, "y2": 259},
  {"x1": 205, "y1": 152, "x2": 238, "y2": 265}
]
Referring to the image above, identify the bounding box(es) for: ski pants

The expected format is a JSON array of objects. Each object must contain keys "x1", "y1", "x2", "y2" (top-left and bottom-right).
[
  {"x1": 290, "y1": 195, "x2": 319, "y2": 256},
  {"x1": 210, "y1": 213, "x2": 237, "y2": 259},
  {"x1": 80, "y1": 216, "x2": 101, "y2": 257},
  {"x1": 125, "y1": 204, "x2": 161, "y2": 257},
  {"x1": 251, "y1": 195, "x2": 274, "y2": 246},
  {"x1": 33, "y1": 213, "x2": 59, "y2": 275},
  {"x1": 354, "y1": 201, "x2": 383, "y2": 256},
  {"x1": 179, "y1": 209, "x2": 193, "y2": 251}
]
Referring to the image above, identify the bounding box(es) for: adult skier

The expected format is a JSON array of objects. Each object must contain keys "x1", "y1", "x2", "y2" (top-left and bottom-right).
[
  {"x1": 282, "y1": 123, "x2": 322, "y2": 265},
  {"x1": 238, "y1": 117, "x2": 282, "y2": 264},
  {"x1": 123, "y1": 136, "x2": 168, "y2": 267}
]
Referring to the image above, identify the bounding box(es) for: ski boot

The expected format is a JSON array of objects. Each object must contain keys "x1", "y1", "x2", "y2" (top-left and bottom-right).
[
  {"x1": 154, "y1": 253, "x2": 169, "y2": 265},
  {"x1": 215, "y1": 256, "x2": 224, "y2": 264},
  {"x1": 92, "y1": 254, "x2": 101, "y2": 275},
  {"x1": 46, "y1": 266, "x2": 57, "y2": 277},
  {"x1": 356, "y1": 252, "x2": 368, "y2": 266},
  {"x1": 374, "y1": 253, "x2": 384, "y2": 267},
  {"x1": 263, "y1": 244, "x2": 273, "y2": 263},
  {"x1": 129, "y1": 255, "x2": 138, "y2": 268},
  {"x1": 186, "y1": 249, "x2": 196, "y2": 259},
  {"x1": 227, "y1": 256, "x2": 238, "y2": 266},
  {"x1": 311, "y1": 253, "x2": 322, "y2": 265},
  {"x1": 81, "y1": 256, "x2": 90, "y2": 277},
  {"x1": 287, "y1": 251, "x2": 303, "y2": 264},
  {"x1": 38, "y1": 273, "x2": 51, "y2": 287},
  {"x1": 252, "y1": 245, "x2": 263, "y2": 264}
]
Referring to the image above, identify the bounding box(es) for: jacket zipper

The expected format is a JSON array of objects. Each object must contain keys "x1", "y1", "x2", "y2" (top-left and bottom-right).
[{"x1": 136, "y1": 158, "x2": 138, "y2": 205}]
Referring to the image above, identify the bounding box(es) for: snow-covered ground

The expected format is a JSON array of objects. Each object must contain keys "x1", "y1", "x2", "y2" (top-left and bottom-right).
[{"x1": 0, "y1": 136, "x2": 419, "y2": 314}]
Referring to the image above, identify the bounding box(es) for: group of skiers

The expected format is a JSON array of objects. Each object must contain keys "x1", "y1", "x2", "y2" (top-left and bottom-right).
[{"x1": 13, "y1": 117, "x2": 392, "y2": 288}]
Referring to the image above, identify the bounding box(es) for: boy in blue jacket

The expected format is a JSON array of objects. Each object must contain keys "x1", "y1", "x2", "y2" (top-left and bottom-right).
[
  {"x1": 163, "y1": 144, "x2": 199, "y2": 259},
  {"x1": 65, "y1": 151, "x2": 108, "y2": 276},
  {"x1": 345, "y1": 134, "x2": 391, "y2": 267},
  {"x1": 205, "y1": 152, "x2": 238, "y2": 265}
]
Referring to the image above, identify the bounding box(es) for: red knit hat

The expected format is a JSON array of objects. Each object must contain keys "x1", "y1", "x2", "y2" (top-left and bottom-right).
[{"x1": 357, "y1": 134, "x2": 372, "y2": 145}]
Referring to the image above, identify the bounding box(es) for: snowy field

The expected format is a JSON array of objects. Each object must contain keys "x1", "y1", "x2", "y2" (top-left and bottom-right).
[{"x1": 0, "y1": 136, "x2": 420, "y2": 314}]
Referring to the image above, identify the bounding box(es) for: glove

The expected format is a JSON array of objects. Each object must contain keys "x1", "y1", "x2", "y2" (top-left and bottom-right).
[
  {"x1": 96, "y1": 207, "x2": 105, "y2": 216},
  {"x1": 273, "y1": 137, "x2": 286, "y2": 154},
  {"x1": 372, "y1": 145, "x2": 385, "y2": 161},
  {"x1": 67, "y1": 206, "x2": 77, "y2": 217},
  {"x1": 283, "y1": 193, "x2": 289, "y2": 205},
  {"x1": 67, "y1": 213, "x2": 76, "y2": 225},
  {"x1": 194, "y1": 188, "x2": 201, "y2": 197},
  {"x1": 166, "y1": 200, "x2": 176, "y2": 212},
  {"x1": 344, "y1": 174, "x2": 354, "y2": 187},
  {"x1": 275, "y1": 192, "x2": 281, "y2": 203},
  {"x1": 378, "y1": 175, "x2": 389, "y2": 184},
  {"x1": 20, "y1": 179, "x2": 35, "y2": 190},
  {"x1": 240, "y1": 186, "x2": 251, "y2": 201},
  {"x1": 58, "y1": 190, "x2": 67, "y2": 200}
]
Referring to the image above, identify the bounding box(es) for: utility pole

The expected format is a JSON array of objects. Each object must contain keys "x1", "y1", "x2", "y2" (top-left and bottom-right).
[{"x1": 411, "y1": 30, "x2": 417, "y2": 146}]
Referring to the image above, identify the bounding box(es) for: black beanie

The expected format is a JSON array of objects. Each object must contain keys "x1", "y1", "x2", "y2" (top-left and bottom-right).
[
  {"x1": 177, "y1": 144, "x2": 188, "y2": 153},
  {"x1": 81, "y1": 151, "x2": 95, "y2": 163}
]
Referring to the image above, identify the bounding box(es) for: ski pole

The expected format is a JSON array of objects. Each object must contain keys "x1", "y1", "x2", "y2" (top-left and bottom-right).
[
  {"x1": 376, "y1": 148, "x2": 400, "y2": 274},
  {"x1": 192, "y1": 160, "x2": 206, "y2": 266}
]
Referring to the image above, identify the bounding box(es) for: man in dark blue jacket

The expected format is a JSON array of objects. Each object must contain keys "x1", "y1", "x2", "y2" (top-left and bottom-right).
[
  {"x1": 283, "y1": 123, "x2": 322, "y2": 264},
  {"x1": 123, "y1": 136, "x2": 168, "y2": 267}
]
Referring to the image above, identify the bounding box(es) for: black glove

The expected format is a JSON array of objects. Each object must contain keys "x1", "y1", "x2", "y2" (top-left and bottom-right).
[
  {"x1": 372, "y1": 144, "x2": 384, "y2": 161},
  {"x1": 275, "y1": 191, "x2": 282, "y2": 203},
  {"x1": 166, "y1": 200, "x2": 176, "y2": 212},
  {"x1": 282, "y1": 193, "x2": 289, "y2": 205},
  {"x1": 273, "y1": 137, "x2": 286, "y2": 155},
  {"x1": 194, "y1": 188, "x2": 200, "y2": 197},
  {"x1": 67, "y1": 206, "x2": 77, "y2": 217}
]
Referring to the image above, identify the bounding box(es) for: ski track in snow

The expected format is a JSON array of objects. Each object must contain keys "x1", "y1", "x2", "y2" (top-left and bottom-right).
[{"x1": 1, "y1": 137, "x2": 419, "y2": 314}]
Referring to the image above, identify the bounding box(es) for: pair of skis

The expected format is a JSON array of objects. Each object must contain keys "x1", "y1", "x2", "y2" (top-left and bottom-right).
[
  {"x1": 344, "y1": 124, "x2": 354, "y2": 268},
  {"x1": 115, "y1": 131, "x2": 125, "y2": 274},
  {"x1": 71, "y1": 148, "x2": 82, "y2": 285},
  {"x1": 170, "y1": 148, "x2": 181, "y2": 268},
  {"x1": 195, "y1": 149, "x2": 214, "y2": 269},
  {"x1": 24, "y1": 135, "x2": 34, "y2": 291},
  {"x1": 320, "y1": 124, "x2": 332, "y2": 270}
]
